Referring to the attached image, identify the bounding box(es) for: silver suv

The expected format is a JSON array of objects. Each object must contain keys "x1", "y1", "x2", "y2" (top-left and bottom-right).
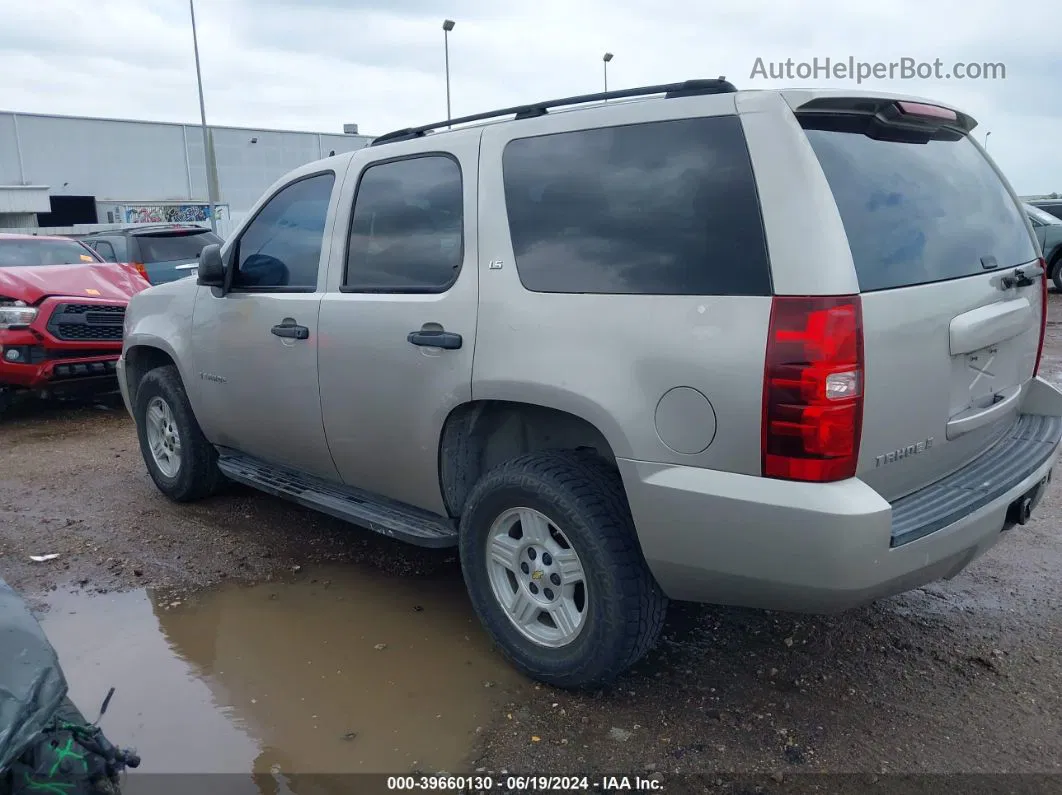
[{"x1": 118, "y1": 80, "x2": 1062, "y2": 688}]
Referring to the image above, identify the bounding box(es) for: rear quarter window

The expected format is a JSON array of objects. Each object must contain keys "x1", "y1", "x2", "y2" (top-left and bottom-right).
[
  {"x1": 802, "y1": 120, "x2": 1037, "y2": 292},
  {"x1": 501, "y1": 115, "x2": 771, "y2": 295}
]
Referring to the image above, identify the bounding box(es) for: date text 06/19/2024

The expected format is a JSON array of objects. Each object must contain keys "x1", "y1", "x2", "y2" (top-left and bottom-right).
[{"x1": 386, "y1": 774, "x2": 665, "y2": 791}]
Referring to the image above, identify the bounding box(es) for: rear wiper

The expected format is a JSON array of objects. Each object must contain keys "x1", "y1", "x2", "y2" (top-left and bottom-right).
[{"x1": 1000, "y1": 264, "x2": 1043, "y2": 289}]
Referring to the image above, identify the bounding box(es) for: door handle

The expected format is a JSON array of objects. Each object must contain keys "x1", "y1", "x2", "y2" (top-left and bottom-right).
[
  {"x1": 271, "y1": 319, "x2": 310, "y2": 340},
  {"x1": 407, "y1": 329, "x2": 462, "y2": 350}
]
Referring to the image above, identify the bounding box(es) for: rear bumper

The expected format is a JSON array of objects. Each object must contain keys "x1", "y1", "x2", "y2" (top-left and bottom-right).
[{"x1": 620, "y1": 383, "x2": 1062, "y2": 613}]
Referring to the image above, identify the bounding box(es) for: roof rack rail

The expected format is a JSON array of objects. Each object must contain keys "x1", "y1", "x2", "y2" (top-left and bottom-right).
[{"x1": 370, "y1": 77, "x2": 737, "y2": 146}]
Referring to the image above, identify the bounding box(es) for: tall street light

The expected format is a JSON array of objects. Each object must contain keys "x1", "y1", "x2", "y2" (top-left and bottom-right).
[
  {"x1": 443, "y1": 19, "x2": 455, "y2": 128},
  {"x1": 985, "y1": 130, "x2": 992, "y2": 152},
  {"x1": 189, "y1": 0, "x2": 217, "y2": 233},
  {"x1": 602, "y1": 52, "x2": 613, "y2": 94}
]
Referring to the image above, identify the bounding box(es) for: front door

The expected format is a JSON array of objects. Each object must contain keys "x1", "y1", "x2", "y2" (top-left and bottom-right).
[
  {"x1": 318, "y1": 140, "x2": 480, "y2": 514},
  {"x1": 191, "y1": 169, "x2": 343, "y2": 480}
]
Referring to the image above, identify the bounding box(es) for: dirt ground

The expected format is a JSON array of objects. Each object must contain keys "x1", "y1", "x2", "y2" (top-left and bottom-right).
[{"x1": 3, "y1": 296, "x2": 1062, "y2": 788}]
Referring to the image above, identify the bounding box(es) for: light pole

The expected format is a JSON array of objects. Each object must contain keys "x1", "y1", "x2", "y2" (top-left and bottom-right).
[
  {"x1": 189, "y1": 0, "x2": 217, "y2": 233},
  {"x1": 985, "y1": 131, "x2": 991, "y2": 152},
  {"x1": 603, "y1": 52, "x2": 613, "y2": 95},
  {"x1": 443, "y1": 19, "x2": 455, "y2": 128}
]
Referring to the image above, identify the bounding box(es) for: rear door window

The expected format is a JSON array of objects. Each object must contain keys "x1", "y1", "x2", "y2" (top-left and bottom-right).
[
  {"x1": 801, "y1": 120, "x2": 1037, "y2": 292},
  {"x1": 501, "y1": 116, "x2": 771, "y2": 296},
  {"x1": 344, "y1": 155, "x2": 464, "y2": 293},
  {"x1": 89, "y1": 240, "x2": 118, "y2": 262},
  {"x1": 135, "y1": 230, "x2": 223, "y2": 263}
]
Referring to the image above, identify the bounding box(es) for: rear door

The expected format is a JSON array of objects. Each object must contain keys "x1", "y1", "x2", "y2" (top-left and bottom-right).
[
  {"x1": 794, "y1": 100, "x2": 1043, "y2": 501},
  {"x1": 317, "y1": 137, "x2": 479, "y2": 514},
  {"x1": 133, "y1": 228, "x2": 223, "y2": 284}
]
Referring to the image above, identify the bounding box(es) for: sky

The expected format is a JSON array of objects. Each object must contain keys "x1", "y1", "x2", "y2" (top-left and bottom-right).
[{"x1": 1, "y1": 0, "x2": 1060, "y2": 195}]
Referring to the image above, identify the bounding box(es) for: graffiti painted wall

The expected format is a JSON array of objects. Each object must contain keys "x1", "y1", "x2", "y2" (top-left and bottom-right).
[{"x1": 114, "y1": 204, "x2": 227, "y2": 224}]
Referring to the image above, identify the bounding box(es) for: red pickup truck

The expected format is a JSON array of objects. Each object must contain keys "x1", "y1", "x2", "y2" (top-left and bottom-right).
[{"x1": 0, "y1": 233, "x2": 150, "y2": 414}]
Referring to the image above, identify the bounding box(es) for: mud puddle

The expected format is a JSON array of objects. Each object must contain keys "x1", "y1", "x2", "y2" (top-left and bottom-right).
[{"x1": 38, "y1": 564, "x2": 526, "y2": 777}]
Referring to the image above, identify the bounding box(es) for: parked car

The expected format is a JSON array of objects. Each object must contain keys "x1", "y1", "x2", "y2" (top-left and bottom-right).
[
  {"x1": 0, "y1": 234, "x2": 149, "y2": 415},
  {"x1": 117, "y1": 80, "x2": 1062, "y2": 688},
  {"x1": 1028, "y1": 198, "x2": 1062, "y2": 221},
  {"x1": 1027, "y1": 203, "x2": 1062, "y2": 289},
  {"x1": 78, "y1": 224, "x2": 224, "y2": 285}
]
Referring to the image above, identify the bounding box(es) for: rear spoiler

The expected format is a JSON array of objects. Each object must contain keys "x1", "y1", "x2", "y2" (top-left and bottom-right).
[{"x1": 793, "y1": 95, "x2": 977, "y2": 135}]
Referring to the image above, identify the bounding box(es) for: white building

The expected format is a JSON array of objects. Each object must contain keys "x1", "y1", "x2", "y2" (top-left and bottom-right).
[{"x1": 0, "y1": 110, "x2": 374, "y2": 234}]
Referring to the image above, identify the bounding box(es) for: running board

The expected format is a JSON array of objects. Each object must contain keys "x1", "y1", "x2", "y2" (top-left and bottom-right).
[{"x1": 215, "y1": 450, "x2": 458, "y2": 548}]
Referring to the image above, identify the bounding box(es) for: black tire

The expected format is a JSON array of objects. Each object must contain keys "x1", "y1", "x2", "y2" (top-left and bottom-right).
[
  {"x1": 459, "y1": 450, "x2": 668, "y2": 689},
  {"x1": 133, "y1": 365, "x2": 225, "y2": 502},
  {"x1": 1052, "y1": 256, "x2": 1062, "y2": 292}
]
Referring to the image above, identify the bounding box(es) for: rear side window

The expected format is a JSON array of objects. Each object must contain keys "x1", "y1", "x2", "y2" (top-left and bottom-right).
[
  {"x1": 801, "y1": 121, "x2": 1038, "y2": 292},
  {"x1": 344, "y1": 155, "x2": 463, "y2": 293},
  {"x1": 136, "y1": 230, "x2": 223, "y2": 263},
  {"x1": 501, "y1": 116, "x2": 771, "y2": 295},
  {"x1": 89, "y1": 240, "x2": 118, "y2": 262}
]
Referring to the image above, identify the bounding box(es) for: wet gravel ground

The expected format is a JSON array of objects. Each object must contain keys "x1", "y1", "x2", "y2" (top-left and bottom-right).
[{"x1": 3, "y1": 296, "x2": 1062, "y2": 787}]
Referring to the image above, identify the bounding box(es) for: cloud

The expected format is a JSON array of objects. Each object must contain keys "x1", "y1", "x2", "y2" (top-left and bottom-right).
[{"x1": 0, "y1": 0, "x2": 1058, "y2": 192}]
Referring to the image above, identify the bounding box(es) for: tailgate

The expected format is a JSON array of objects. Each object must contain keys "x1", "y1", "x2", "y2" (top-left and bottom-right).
[{"x1": 798, "y1": 102, "x2": 1044, "y2": 501}]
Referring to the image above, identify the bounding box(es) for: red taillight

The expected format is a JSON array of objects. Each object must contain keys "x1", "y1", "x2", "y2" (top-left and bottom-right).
[
  {"x1": 762, "y1": 295, "x2": 865, "y2": 482},
  {"x1": 896, "y1": 101, "x2": 958, "y2": 121},
  {"x1": 1035, "y1": 257, "x2": 1048, "y2": 377},
  {"x1": 130, "y1": 262, "x2": 149, "y2": 281}
]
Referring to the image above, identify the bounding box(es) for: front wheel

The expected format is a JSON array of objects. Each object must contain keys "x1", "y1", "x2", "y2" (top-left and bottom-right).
[
  {"x1": 133, "y1": 365, "x2": 225, "y2": 502},
  {"x1": 459, "y1": 451, "x2": 667, "y2": 689}
]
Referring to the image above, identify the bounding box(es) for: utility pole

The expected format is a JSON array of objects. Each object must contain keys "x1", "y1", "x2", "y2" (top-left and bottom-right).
[{"x1": 190, "y1": 0, "x2": 218, "y2": 233}]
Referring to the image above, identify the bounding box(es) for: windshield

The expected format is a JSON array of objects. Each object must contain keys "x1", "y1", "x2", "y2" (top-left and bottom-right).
[
  {"x1": 136, "y1": 229, "x2": 222, "y2": 263},
  {"x1": 0, "y1": 239, "x2": 101, "y2": 268},
  {"x1": 1026, "y1": 203, "x2": 1062, "y2": 225}
]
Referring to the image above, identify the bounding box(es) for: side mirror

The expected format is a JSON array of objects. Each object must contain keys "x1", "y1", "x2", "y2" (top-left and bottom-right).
[{"x1": 197, "y1": 244, "x2": 227, "y2": 289}]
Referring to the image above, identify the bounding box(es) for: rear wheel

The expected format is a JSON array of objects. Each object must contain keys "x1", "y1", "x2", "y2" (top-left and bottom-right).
[
  {"x1": 459, "y1": 450, "x2": 667, "y2": 689},
  {"x1": 1052, "y1": 255, "x2": 1062, "y2": 292},
  {"x1": 134, "y1": 365, "x2": 225, "y2": 502}
]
